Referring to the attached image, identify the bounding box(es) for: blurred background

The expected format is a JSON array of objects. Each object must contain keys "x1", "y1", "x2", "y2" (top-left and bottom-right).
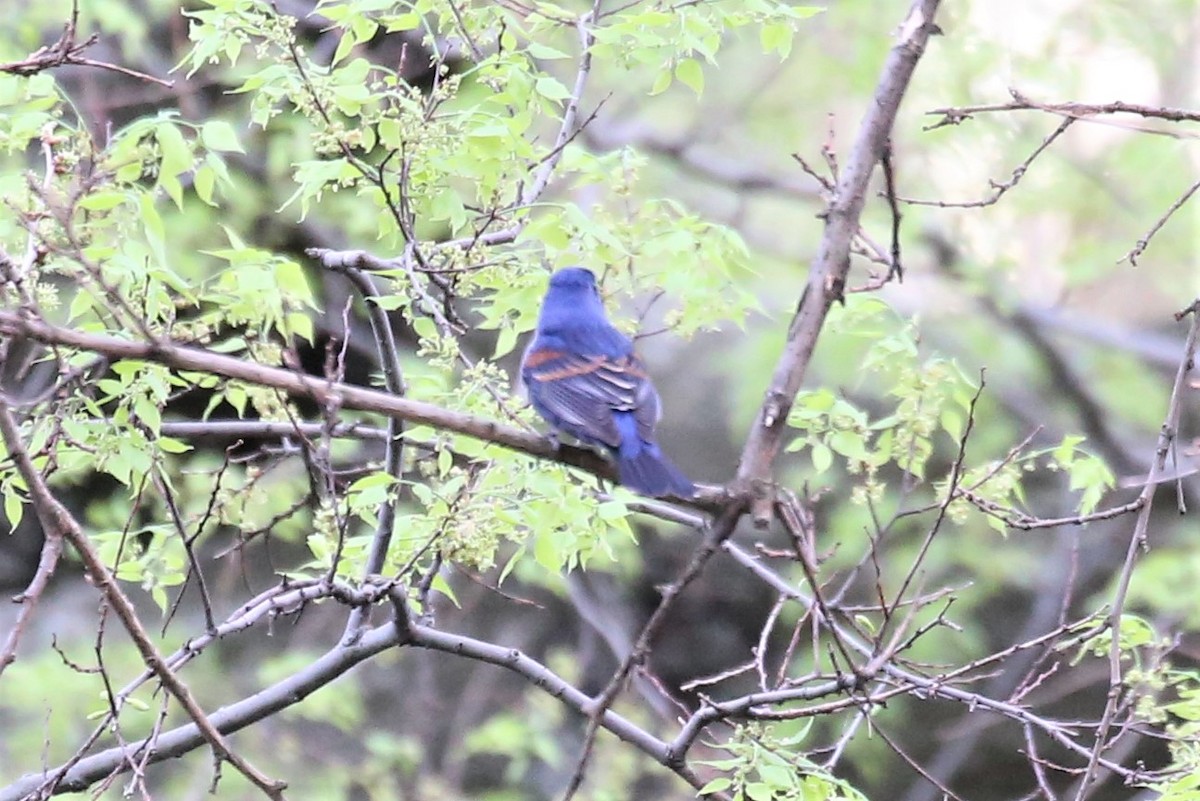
[{"x1": 1, "y1": 1, "x2": 1199, "y2": 799}]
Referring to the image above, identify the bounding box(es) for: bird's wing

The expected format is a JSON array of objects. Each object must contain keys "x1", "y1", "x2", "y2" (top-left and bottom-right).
[{"x1": 522, "y1": 348, "x2": 660, "y2": 447}]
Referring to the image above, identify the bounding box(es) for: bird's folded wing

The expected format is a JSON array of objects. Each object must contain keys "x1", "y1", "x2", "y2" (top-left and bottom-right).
[{"x1": 522, "y1": 349, "x2": 659, "y2": 446}]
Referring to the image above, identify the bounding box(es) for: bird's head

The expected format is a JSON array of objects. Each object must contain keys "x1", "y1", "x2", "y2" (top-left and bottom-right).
[
  {"x1": 548, "y1": 267, "x2": 599, "y2": 292},
  {"x1": 537, "y1": 267, "x2": 609, "y2": 333}
]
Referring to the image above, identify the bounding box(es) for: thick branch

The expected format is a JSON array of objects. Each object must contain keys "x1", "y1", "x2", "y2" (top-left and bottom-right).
[
  {"x1": 0, "y1": 311, "x2": 728, "y2": 507},
  {"x1": 734, "y1": 0, "x2": 942, "y2": 525}
]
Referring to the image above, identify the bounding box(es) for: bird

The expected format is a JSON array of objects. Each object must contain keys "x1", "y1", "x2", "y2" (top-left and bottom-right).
[{"x1": 520, "y1": 267, "x2": 695, "y2": 498}]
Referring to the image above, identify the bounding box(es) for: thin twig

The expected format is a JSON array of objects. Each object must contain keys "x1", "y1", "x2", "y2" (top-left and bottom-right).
[
  {"x1": 1073, "y1": 300, "x2": 1200, "y2": 800},
  {"x1": 901, "y1": 117, "x2": 1074, "y2": 208},
  {"x1": 0, "y1": 0, "x2": 172, "y2": 86},
  {"x1": 1121, "y1": 177, "x2": 1200, "y2": 266},
  {"x1": 332, "y1": 267, "x2": 407, "y2": 645},
  {"x1": 926, "y1": 90, "x2": 1200, "y2": 128},
  {"x1": 0, "y1": 498, "x2": 63, "y2": 676}
]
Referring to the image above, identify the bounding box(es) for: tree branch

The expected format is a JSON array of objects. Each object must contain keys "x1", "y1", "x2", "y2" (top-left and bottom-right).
[
  {"x1": 0, "y1": 310, "x2": 730, "y2": 508},
  {"x1": 1073, "y1": 299, "x2": 1200, "y2": 799},
  {"x1": 927, "y1": 90, "x2": 1200, "y2": 128},
  {"x1": 0, "y1": 399, "x2": 286, "y2": 800},
  {"x1": 733, "y1": 0, "x2": 943, "y2": 526},
  {"x1": 0, "y1": 0, "x2": 171, "y2": 86},
  {"x1": 0, "y1": 506, "x2": 63, "y2": 677},
  {"x1": 1, "y1": 608, "x2": 722, "y2": 800},
  {"x1": 332, "y1": 267, "x2": 407, "y2": 646}
]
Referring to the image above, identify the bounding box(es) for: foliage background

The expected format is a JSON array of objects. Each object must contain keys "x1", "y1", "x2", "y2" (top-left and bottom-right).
[{"x1": 1, "y1": 1, "x2": 1199, "y2": 800}]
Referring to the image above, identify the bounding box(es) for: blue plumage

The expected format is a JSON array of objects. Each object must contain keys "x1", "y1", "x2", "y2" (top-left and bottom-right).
[{"x1": 520, "y1": 268, "x2": 695, "y2": 498}]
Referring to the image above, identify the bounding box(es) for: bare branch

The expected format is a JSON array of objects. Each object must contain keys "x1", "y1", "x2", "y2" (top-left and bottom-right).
[
  {"x1": 927, "y1": 90, "x2": 1200, "y2": 128},
  {"x1": 0, "y1": 0, "x2": 172, "y2": 86},
  {"x1": 0, "y1": 310, "x2": 730, "y2": 508},
  {"x1": 1, "y1": 601, "x2": 720, "y2": 801},
  {"x1": 559, "y1": 502, "x2": 745, "y2": 800},
  {"x1": 331, "y1": 267, "x2": 407, "y2": 646},
  {"x1": 1122, "y1": 177, "x2": 1200, "y2": 266},
  {"x1": 901, "y1": 117, "x2": 1074, "y2": 208},
  {"x1": 0, "y1": 509, "x2": 63, "y2": 677},
  {"x1": 0, "y1": 399, "x2": 287, "y2": 799},
  {"x1": 1074, "y1": 299, "x2": 1200, "y2": 799},
  {"x1": 734, "y1": 0, "x2": 943, "y2": 527}
]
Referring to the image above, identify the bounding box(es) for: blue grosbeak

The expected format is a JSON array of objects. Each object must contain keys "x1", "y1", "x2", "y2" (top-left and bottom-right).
[{"x1": 521, "y1": 267, "x2": 695, "y2": 498}]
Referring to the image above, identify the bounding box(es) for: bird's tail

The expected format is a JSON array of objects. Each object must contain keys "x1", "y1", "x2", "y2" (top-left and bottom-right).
[{"x1": 615, "y1": 443, "x2": 695, "y2": 499}]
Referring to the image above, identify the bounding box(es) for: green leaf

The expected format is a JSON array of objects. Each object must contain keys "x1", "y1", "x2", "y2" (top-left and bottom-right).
[
  {"x1": 1054, "y1": 434, "x2": 1085, "y2": 465},
  {"x1": 811, "y1": 441, "x2": 832, "y2": 474},
  {"x1": 699, "y1": 777, "x2": 733, "y2": 794},
  {"x1": 412, "y1": 316, "x2": 438, "y2": 343},
  {"x1": 377, "y1": 117, "x2": 402, "y2": 149},
  {"x1": 350, "y1": 472, "x2": 398, "y2": 491},
  {"x1": 431, "y1": 572, "x2": 459, "y2": 607},
  {"x1": 649, "y1": 68, "x2": 672, "y2": 95},
  {"x1": 986, "y1": 514, "x2": 1009, "y2": 536},
  {"x1": 493, "y1": 325, "x2": 519, "y2": 359},
  {"x1": 77, "y1": 190, "x2": 129, "y2": 212},
  {"x1": 760, "y1": 22, "x2": 794, "y2": 58},
  {"x1": 155, "y1": 121, "x2": 192, "y2": 178},
  {"x1": 274, "y1": 259, "x2": 314, "y2": 305},
  {"x1": 134, "y1": 395, "x2": 163, "y2": 434},
  {"x1": 674, "y1": 58, "x2": 704, "y2": 95},
  {"x1": 756, "y1": 762, "x2": 794, "y2": 788},
  {"x1": 157, "y1": 437, "x2": 193, "y2": 454},
  {"x1": 223, "y1": 33, "x2": 243, "y2": 65},
  {"x1": 333, "y1": 28, "x2": 359, "y2": 66},
  {"x1": 534, "y1": 75, "x2": 572, "y2": 102},
  {"x1": 193, "y1": 164, "x2": 216, "y2": 205},
  {"x1": 745, "y1": 781, "x2": 773, "y2": 801},
  {"x1": 286, "y1": 312, "x2": 315, "y2": 344},
  {"x1": 597, "y1": 499, "x2": 629, "y2": 521},
  {"x1": 383, "y1": 11, "x2": 421, "y2": 31},
  {"x1": 527, "y1": 42, "x2": 569, "y2": 60},
  {"x1": 3, "y1": 490, "x2": 23, "y2": 529},
  {"x1": 159, "y1": 171, "x2": 184, "y2": 209},
  {"x1": 140, "y1": 194, "x2": 168, "y2": 267},
  {"x1": 200, "y1": 120, "x2": 245, "y2": 153},
  {"x1": 533, "y1": 531, "x2": 561, "y2": 572},
  {"x1": 829, "y1": 430, "x2": 869, "y2": 461},
  {"x1": 940, "y1": 408, "x2": 964, "y2": 441}
]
